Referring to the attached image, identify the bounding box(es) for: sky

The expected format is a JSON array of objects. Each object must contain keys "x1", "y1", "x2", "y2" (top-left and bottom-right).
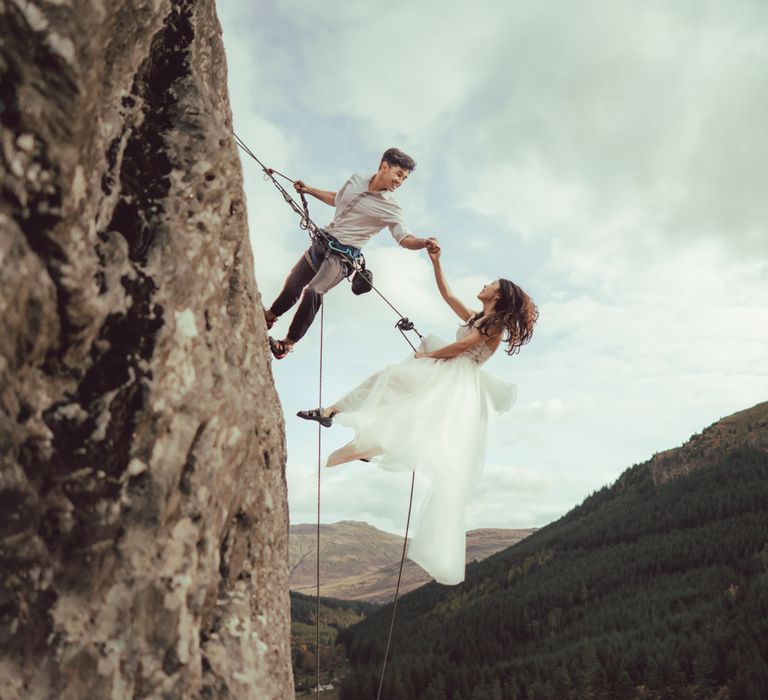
[{"x1": 216, "y1": 0, "x2": 768, "y2": 535}]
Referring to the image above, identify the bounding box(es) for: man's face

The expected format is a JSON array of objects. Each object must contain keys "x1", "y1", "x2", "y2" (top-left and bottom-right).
[{"x1": 380, "y1": 161, "x2": 410, "y2": 191}]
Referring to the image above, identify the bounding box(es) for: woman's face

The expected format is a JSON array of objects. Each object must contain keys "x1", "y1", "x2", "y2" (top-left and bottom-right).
[{"x1": 477, "y1": 280, "x2": 501, "y2": 302}]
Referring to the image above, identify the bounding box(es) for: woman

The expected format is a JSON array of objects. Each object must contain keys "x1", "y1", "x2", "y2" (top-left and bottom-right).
[{"x1": 298, "y1": 247, "x2": 538, "y2": 584}]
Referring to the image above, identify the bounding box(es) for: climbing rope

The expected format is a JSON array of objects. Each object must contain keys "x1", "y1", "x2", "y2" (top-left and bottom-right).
[
  {"x1": 315, "y1": 304, "x2": 324, "y2": 699},
  {"x1": 375, "y1": 329, "x2": 419, "y2": 700},
  {"x1": 233, "y1": 132, "x2": 317, "y2": 235},
  {"x1": 377, "y1": 473, "x2": 416, "y2": 700},
  {"x1": 233, "y1": 131, "x2": 422, "y2": 698}
]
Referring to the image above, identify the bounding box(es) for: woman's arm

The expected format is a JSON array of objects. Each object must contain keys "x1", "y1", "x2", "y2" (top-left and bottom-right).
[
  {"x1": 428, "y1": 248, "x2": 473, "y2": 322},
  {"x1": 415, "y1": 328, "x2": 495, "y2": 360}
]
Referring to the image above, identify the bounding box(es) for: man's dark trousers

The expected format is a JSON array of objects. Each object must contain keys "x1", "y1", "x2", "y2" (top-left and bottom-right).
[{"x1": 269, "y1": 240, "x2": 349, "y2": 342}]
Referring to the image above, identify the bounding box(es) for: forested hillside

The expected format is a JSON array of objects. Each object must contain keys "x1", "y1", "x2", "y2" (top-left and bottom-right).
[
  {"x1": 337, "y1": 403, "x2": 768, "y2": 700},
  {"x1": 291, "y1": 591, "x2": 378, "y2": 695}
]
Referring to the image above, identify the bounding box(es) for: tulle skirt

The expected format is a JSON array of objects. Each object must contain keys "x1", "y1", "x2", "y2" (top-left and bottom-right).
[{"x1": 332, "y1": 334, "x2": 516, "y2": 585}]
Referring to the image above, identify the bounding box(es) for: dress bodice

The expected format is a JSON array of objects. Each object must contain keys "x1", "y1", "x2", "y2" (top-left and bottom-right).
[{"x1": 456, "y1": 318, "x2": 495, "y2": 365}]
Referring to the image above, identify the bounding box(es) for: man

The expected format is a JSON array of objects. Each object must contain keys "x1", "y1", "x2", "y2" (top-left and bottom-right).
[{"x1": 265, "y1": 147, "x2": 440, "y2": 359}]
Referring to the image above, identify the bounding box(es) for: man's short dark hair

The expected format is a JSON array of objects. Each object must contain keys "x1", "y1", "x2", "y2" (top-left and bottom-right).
[{"x1": 381, "y1": 148, "x2": 416, "y2": 172}]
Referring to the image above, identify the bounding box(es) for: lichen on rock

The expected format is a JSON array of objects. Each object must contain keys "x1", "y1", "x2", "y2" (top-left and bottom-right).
[{"x1": 0, "y1": 0, "x2": 293, "y2": 697}]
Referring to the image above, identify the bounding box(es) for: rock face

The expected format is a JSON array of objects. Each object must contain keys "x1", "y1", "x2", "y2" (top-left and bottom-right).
[{"x1": 0, "y1": 0, "x2": 293, "y2": 698}]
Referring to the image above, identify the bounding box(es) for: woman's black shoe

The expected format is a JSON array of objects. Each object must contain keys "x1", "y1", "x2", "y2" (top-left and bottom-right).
[{"x1": 297, "y1": 408, "x2": 333, "y2": 428}]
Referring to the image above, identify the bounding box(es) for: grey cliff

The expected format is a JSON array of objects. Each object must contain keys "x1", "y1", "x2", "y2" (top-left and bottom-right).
[{"x1": 0, "y1": 0, "x2": 293, "y2": 697}]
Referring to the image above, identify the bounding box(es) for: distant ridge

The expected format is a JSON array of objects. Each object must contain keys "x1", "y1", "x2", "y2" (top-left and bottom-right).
[{"x1": 288, "y1": 521, "x2": 535, "y2": 602}]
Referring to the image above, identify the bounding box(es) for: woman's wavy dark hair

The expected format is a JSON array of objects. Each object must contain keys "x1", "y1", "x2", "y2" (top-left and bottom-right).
[{"x1": 469, "y1": 279, "x2": 538, "y2": 355}]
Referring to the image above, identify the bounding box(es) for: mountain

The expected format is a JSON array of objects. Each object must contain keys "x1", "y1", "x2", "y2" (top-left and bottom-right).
[
  {"x1": 289, "y1": 521, "x2": 535, "y2": 602},
  {"x1": 336, "y1": 402, "x2": 768, "y2": 700}
]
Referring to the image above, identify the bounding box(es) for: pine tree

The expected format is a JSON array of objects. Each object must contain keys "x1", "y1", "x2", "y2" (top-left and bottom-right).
[
  {"x1": 613, "y1": 669, "x2": 635, "y2": 698},
  {"x1": 339, "y1": 674, "x2": 360, "y2": 700},
  {"x1": 693, "y1": 647, "x2": 717, "y2": 695},
  {"x1": 551, "y1": 665, "x2": 572, "y2": 697},
  {"x1": 424, "y1": 673, "x2": 447, "y2": 700},
  {"x1": 503, "y1": 676, "x2": 520, "y2": 700},
  {"x1": 470, "y1": 684, "x2": 490, "y2": 700}
]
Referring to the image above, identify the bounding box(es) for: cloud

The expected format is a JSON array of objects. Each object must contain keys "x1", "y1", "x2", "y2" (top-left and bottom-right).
[
  {"x1": 457, "y1": 1, "x2": 768, "y2": 259},
  {"x1": 287, "y1": 458, "x2": 430, "y2": 535},
  {"x1": 218, "y1": 0, "x2": 768, "y2": 533},
  {"x1": 231, "y1": 0, "x2": 509, "y2": 142},
  {"x1": 475, "y1": 464, "x2": 556, "y2": 496},
  {"x1": 467, "y1": 462, "x2": 586, "y2": 529}
]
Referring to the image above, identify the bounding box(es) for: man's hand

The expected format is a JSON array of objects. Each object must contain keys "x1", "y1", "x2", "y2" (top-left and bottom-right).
[
  {"x1": 292, "y1": 181, "x2": 336, "y2": 206},
  {"x1": 400, "y1": 235, "x2": 442, "y2": 252},
  {"x1": 425, "y1": 237, "x2": 441, "y2": 254}
]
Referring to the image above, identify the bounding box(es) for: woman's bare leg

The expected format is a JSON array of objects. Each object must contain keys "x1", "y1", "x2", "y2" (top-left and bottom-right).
[{"x1": 326, "y1": 443, "x2": 382, "y2": 468}]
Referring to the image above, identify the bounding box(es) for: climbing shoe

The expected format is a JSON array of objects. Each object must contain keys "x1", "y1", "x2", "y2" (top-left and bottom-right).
[
  {"x1": 269, "y1": 337, "x2": 292, "y2": 360},
  {"x1": 297, "y1": 408, "x2": 333, "y2": 428}
]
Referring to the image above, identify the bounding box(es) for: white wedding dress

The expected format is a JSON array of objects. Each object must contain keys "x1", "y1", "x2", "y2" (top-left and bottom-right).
[{"x1": 331, "y1": 319, "x2": 516, "y2": 585}]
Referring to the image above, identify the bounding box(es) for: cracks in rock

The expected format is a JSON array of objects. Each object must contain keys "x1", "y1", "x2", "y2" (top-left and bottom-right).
[
  {"x1": 100, "y1": 135, "x2": 122, "y2": 197},
  {"x1": 36, "y1": 1, "x2": 202, "y2": 511},
  {"x1": 1, "y1": 2, "x2": 80, "y2": 368},
  {"x1": 217, "y1": 510, "x2": 253, "y2": 591},
  {"x1": 179, "y1": 421, "x2": 209, "y2": 497},
  {"x1": 32, "y1": 0, "x2": 201, "y2": 530},
  {"x1": 0, "y1": 0, "x2": 77, "y2": 657},
  {"x1": 3, "y1": 0, "x2": 202, "y2": 655},
  {"x1": 107, "y1": 0, "x2": 195, "y2": 266},
  {"x1": 32, "y1": 0, "x2": 203, "y2": 544},
  {"x1": 162, "y1": 645, "x2": 183, "y2": 676},
  {"x1": 226, "y1": 240, "x2": 243, "y2": 324}
]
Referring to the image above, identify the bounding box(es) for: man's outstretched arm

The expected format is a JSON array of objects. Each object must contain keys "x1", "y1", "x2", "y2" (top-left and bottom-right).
[
  {"x1": 294, "y1": 180, "x2": 336, "y2": 207},
  {"x1": 400, "y1": 235, "x2": 440, "y2": 253}
]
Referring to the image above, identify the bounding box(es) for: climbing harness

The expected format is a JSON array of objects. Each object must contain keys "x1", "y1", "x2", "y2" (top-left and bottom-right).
[
  {"x1": 233, "y1": 131, "x2": 422, "y2": 698},
  {"x1": 311, "y1": 234, "x2": 373, "y2": 296},
  {"x1": 327, "y1": 236, "x2": 364, "y2": 262}
]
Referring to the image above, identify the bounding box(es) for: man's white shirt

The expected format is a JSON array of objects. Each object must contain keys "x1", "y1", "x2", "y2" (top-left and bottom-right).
[{"x1": 324, "y1": 173, "x2": 412, "y2": 248}]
